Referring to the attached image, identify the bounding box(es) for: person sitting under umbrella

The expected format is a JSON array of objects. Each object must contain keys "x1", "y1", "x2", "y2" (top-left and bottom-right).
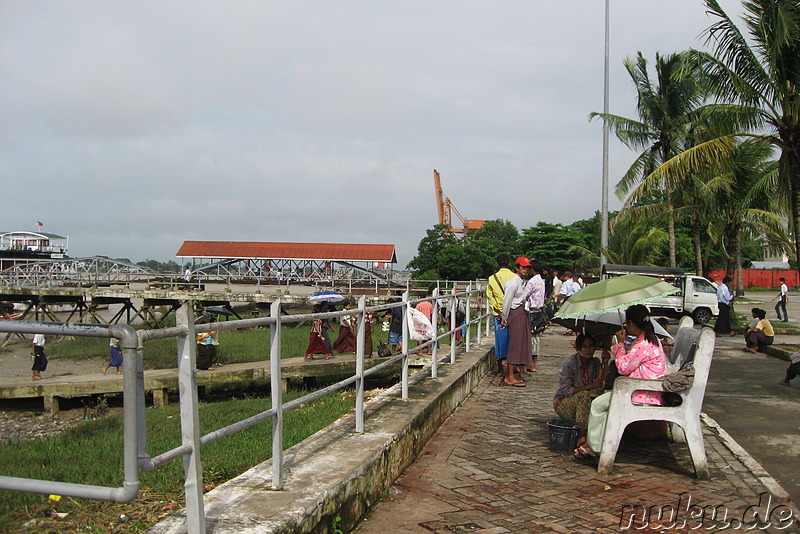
[
  {"x1": 579, "y1": 304, "x2": 668, "y2": 457},
  {"x1": 553, "y1": 334, "x2": 610, "y2": 457}
]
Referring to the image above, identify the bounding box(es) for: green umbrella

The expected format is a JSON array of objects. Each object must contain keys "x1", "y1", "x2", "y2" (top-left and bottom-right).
[{"x1": 554, "y1": 274, "x2": 680, "y2": 319}]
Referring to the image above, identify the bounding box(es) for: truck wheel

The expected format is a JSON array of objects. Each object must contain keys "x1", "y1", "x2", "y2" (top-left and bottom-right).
[{"x1": 693, "y1": 308, "x2": 712, "y2": 324}]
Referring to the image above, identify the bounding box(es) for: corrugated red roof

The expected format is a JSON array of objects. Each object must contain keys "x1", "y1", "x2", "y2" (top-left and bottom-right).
[{"x1": 176, "y1": 241, "x2": 397, "y2": 263}]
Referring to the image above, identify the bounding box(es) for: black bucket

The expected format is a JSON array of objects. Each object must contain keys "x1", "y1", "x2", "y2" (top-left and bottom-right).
[{"x1": 547, "y1": 419, "x2": 581, "y2": 453}]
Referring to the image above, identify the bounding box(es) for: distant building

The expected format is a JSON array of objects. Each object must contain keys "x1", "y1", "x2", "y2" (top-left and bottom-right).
[{"x1": 0, "y1": 231, "x2": 69, "y2": 270}]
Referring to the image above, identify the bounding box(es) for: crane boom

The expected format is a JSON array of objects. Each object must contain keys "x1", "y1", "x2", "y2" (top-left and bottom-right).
[{"x1": 432, "y1": 169, "x2": 485, "y2": 234}]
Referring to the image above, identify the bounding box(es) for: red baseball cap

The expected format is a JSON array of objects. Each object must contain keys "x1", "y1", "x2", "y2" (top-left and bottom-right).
[{"x1": 515, "y1": 256, "x2": 532, "y2": 267}]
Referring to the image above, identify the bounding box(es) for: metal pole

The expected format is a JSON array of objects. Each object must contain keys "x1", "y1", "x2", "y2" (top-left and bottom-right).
[
  {"x1": 431, "y1": 289, "x2": 439, "y2": 378},
  {"x1": 600, "y1": 0, "x2": 610, "y2": 267},
  {"x1": 465, "y1": 282, "x2": 472, "y2": 352},
  {"x1": 450, "y1": 289, "x2": 457, "y2": 365},
  {"x1": 355, "y1": 295, "x2": 366, "y2": 432},
  {"x1": 270, "y1": 300, "x2": 284, "y2": 489},
  {"x1": 177, "y1": 302, "x2": 205, "y2": 533},
  {"x1": 401, "y1": 290, "x2": 409, "y2": 400}
]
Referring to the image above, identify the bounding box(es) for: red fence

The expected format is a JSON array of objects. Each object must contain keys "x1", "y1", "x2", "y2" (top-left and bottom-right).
[{"x1": 704, "y1": 269, "x2": 799, "y2": 288}]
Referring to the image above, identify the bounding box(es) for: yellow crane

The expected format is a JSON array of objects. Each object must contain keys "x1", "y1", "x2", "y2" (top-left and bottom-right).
[{"x1": 433, "y1": 169, "x2": 485, "y2": 234}]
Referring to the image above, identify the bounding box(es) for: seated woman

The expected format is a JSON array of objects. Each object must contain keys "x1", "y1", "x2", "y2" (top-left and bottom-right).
[
  {"x1": 580, "y1": 304, "x2": 668, "y2": 457},
  {"x1": 744, "y1": 308, "x2": 774, "y2": 353},
  {"x1": 552, "y1": 333, "x2": 609, "y2": 458}
]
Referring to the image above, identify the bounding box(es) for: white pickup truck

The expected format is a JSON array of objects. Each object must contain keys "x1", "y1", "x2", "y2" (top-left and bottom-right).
[{"x1": 601, "y1": 265, "x2": 720, "y2": 324}]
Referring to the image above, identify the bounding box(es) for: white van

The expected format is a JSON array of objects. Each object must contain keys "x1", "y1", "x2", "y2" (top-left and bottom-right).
[{"x1": 601, "y1": 265, "x2": 719, "y2": 324}]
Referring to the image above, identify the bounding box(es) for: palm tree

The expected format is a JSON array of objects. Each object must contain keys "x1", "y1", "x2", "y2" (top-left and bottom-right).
[
  {"x1": 684, "y1": 0, "x2": 800, "y2": 265},
  {"x1": 591, "y1": 51, "x2": 706, "y2": 267},
  {"x1": 705, "y1": 139, "x2": 785, "y2": 293}
]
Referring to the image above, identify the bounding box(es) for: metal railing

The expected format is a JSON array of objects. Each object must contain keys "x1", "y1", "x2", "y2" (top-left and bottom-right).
[{"x1": 0, "y1": 283, "x2": 490, "y2": 532}]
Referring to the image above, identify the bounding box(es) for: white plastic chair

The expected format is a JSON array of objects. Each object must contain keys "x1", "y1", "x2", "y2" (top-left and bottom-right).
[{"x1": 597, "y1": 318, "x2": 714, "y2": 478}]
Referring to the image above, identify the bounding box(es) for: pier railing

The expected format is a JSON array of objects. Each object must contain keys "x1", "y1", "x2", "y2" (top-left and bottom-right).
[{"x1": 0, "y1": 282, "x2": 490, "y2": 532}]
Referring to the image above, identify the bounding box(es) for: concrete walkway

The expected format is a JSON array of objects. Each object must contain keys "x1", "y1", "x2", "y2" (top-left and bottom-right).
[{"x1": 354, "y1": 329, "x2": 800, "y2": 533}]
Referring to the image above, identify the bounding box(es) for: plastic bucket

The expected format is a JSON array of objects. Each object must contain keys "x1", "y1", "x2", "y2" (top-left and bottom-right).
[{"x1": 547, "y1": 419, "x2": 581, "y2": 453}]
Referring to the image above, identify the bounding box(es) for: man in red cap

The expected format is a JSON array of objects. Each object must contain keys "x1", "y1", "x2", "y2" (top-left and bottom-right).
[{"x1": 500, "y1": 256, "x2": 533, "y2": 387}]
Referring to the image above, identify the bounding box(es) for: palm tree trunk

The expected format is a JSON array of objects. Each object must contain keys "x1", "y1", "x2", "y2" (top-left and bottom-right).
[
  {"x1": 734, "y1": 229, "x2": 744, "y2": 297},
  {"x1": 692, "y1": 212, "x2": 703, "y2": 275},
  {"x1": 786, "y1": 150, "x2": 800, "y2": 270},
  {"x1": 667, "y1": 189, "x2": 676, "y2": 268}
]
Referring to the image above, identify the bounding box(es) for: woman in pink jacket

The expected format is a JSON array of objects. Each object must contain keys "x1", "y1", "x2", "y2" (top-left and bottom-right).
[{"x1": 579, "y1": 304, "x2": 667, "y2": 457}]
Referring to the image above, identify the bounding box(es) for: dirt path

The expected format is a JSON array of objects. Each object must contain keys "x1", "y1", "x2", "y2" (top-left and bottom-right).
[{"x1": 0, "y1": 341, "x2": 108, "y2": 380}]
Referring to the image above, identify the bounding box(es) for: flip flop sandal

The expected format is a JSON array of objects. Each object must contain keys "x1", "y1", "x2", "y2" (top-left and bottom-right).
[{"x1": 573, "y1": 445, "x2": 593, "y2": 459}]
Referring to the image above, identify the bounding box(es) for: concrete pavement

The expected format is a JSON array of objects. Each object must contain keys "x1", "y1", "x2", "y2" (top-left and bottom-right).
[{"x1": 354, "y1": 328, "x2": 800, "y2": 534}]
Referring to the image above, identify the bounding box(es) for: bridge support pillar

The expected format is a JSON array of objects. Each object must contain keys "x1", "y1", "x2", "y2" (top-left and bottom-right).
[
  {"x1": 43, "y1": 395, "x2": 60, "y2": 416},
  {"x1": 152, "y1": 388, "x2": 168, "y2": 408}
]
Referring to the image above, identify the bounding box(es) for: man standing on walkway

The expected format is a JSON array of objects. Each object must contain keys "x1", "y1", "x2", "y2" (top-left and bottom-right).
[
  {"x1": 500, "y1": 256, "x2": 532, "y2": 387},
  {"x1": 559, "y1": 271, "x2": 581, "y2": 302},
  {"x1": 524, "y1": 260, "x2": 545, "y2": 373},
  {"x1": 773, "y1": 278, "x2": 789, "y2": 322},
  {"x1": 487, "y1": 254, "x2": 515, "y2": 374},
  {"x1": 714, "y1": 276, "x2": 735, "y2": 336}
]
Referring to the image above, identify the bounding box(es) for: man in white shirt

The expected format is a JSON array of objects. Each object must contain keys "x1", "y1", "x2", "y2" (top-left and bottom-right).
[
  {"x1": 524, "y1": 261, "x2": 545, "y2": 372},
  {"x1": 559, "y1": 271, "x2": 581, "y2": 301},
  {"x1": 713, "y1": 276, "x2": 735, "y2": 336},
  {"x1": 500, "y1": 257, "x2": 533, "y2": 387},
  {"x1": 773, "y1": 277, "x2": 789, "y2": 322}
]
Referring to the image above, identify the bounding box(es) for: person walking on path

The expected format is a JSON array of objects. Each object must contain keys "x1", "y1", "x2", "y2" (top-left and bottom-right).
[
  {"x1": 305, "y1": 303, "x2": 334, "y2": 361},
  {"x1": 31, "y1": 333, "x2": 47, "y2": 380},
  {"x1": 332, "y1": 300, "x2": 358, "y2": 354},
  {"x1": 714, "y1": 276, "x2": 735, "y2": 336},
  {"x1": 500, "y1": 256, "x2": 533, "y2": 387},
  {"x1": 773, "y1": 278, "x2": 789, "y2": 322},
  {"x1": 524, "y1": 260, "x2": 545, "y2": 373},
  {"x1": 102, "y1": 337, "x2": 124, "y2": 375},
  {"x1": 487, "y1": 254, "x2": 515, "y2": 374}
]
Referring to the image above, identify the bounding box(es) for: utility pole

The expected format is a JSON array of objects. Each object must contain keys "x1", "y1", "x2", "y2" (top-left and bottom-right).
[{"x1": 600, "y1": 0, "x2": 610, "y2": 269}]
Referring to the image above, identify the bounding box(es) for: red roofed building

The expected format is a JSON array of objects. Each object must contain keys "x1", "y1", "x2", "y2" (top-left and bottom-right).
[{"x1": 176, "y1": 241, "x2": 397, "y2": 285}]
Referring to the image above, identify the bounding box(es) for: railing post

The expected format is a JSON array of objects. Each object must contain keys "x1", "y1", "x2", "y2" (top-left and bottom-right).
[
  {"x1": 176, "y1": 302, "x2": 205, "y2": 533},
  {"x1": 355, "y1": 295, "x2": 366, "y2": 433},
  {"x1": 270, "y1": 300, "x2": 284, "y2": 489},
  {"x1": 475, "y1": 283, "x2": 482, "y2": 344},
  {"x1": 465, "y1": 282, "x2": 472, "y2": 352},
  {"x1": 401, "y1": 290, "x2": 409, "y2": 400},
  {"x1": 450, "y1": 288, "x2": 457, "y2": 364},
  {"x1": 431, "y1": 289, "x2": 440, "y2": 378},
  {"x1": 484, "y1": 286, "x2": 491, "y2": 340}
]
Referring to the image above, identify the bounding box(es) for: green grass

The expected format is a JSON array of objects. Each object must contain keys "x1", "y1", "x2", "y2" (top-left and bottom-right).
[
  {"x1": 46, "y1": 323, "x2": 394, "y2": 370},
  {"x1": 0, "y1": 389, "x2": 356, "y2": 533}
]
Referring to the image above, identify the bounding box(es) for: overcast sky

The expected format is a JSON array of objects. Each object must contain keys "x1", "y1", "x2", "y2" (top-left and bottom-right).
[{"x1": 1, "y1": 0, "x2": 746, "y2": 268}]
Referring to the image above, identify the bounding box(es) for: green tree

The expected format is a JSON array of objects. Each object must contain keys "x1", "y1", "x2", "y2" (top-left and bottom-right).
[
  {"x1": 463, "y1": 219, "x2": 519, "y2": 277},
  {"x1": 591, "y1": 51, "x2": 706, "y2": 267},
  {"x1": 518, "y1": 222, "x2": 591, "y2": 272},
  {"x1": 406, "y1": 225, "x2": 459, "y2": 279},
  {"x1": 683, "y1": 0, "x2": 800, "y2": 264}
]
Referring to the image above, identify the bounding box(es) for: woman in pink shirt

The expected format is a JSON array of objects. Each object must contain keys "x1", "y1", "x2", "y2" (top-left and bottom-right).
[{"x1": 581, "y1": 304, "x2": 667, "y2": 456}]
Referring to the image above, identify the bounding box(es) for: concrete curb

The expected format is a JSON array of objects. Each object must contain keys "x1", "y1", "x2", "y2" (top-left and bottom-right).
[{"x1": 148, "y1": 342, "x2": 496, "y2": 534}]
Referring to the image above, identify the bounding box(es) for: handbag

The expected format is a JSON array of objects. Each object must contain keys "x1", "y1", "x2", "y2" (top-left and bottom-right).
[
  {"x1": 377, "y1": 342, "x2": 392, "y2": 357},
  {"x1": 529, "y1": 308, "x2": 546, "y2": 336}
]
